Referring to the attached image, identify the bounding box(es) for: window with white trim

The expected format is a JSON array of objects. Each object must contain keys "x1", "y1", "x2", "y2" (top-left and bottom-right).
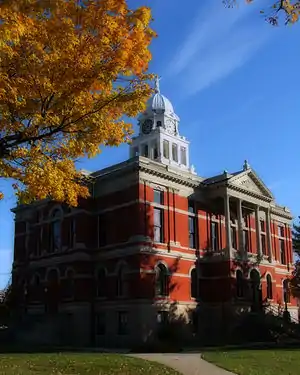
[
  {"x1": 51, "y1": 210, "x2": 62, "y2": 252},
  {"x1": 172, "y1": 143, "x2": 178, "y2": 162},
  {"x1": 155, "y1": 264, "x2": 169, "y2": 297}
]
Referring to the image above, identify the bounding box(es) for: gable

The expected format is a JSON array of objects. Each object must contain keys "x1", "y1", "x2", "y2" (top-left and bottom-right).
[{"x1": 229, "y1": 171, "x2": 273, "y2": 199}]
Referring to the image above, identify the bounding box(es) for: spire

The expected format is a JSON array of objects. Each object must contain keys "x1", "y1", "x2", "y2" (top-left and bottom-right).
[{"x1": 154, "y1": 75, "x2": 161, "y2": 93}]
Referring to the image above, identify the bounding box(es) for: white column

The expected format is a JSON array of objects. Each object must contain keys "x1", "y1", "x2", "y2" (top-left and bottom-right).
[
  {"x1": 237, "y1": 199, "x2": 244, "y2": 254},
  {"x1": 255, "y1": 206, "x2": 262, "y2": 258},
  {"x1": 224, "y1": 194, "x2": 231, "y2": 256},
  {"x1": 160, "y1": 139, "x2": 164, "y2": 161},
  {"x1": 265, "y1": 208, "x2": 273, "y2": 262}
]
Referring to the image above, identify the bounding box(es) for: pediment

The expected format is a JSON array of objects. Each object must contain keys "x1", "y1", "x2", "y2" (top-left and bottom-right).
[{"x1": 229, "y1": 170, "x2": 273, "y2": 199}]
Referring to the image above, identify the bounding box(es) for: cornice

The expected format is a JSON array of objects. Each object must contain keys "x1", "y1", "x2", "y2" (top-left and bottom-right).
[
  {"x1": 270, "y1": 206, "x2": 293, "y2": 220},
  {"x1": 227, "y1": 183, "x2": 273, "y2": 203},
  {"x1": 138, "y1": 160, "x2": 203, "y2": 188}
]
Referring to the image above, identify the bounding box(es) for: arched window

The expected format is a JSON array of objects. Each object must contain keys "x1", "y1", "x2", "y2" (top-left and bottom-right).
[
  {"x1": 64, "y1": 269, "x2": 75, "y2": 299},
  {"x1": 250, "y1": 269, "x2": 262, "y2": 311},
  {"x1": 283, "y1": 279, "x2": 290, "y2": 303},
  {"x1": 236, "y1": 270, "x2": 244, "y2": 298},
  {"x1": 32, "y1": 273, "x2": 41, "y2": 301},
  {"x1": 155, "y1": 264, "x2": 169, "y2": 297},
  {"x1": 33, "y1": 273, "x2": 40, "y2": 286},
  {"x1": 116, "y1": 265, "x2": 128, "y2": 297},
  {"x1": 96, "y1": 268, "x2": 106, "y2": 298},
  {"x1": 46, "y1": 268, "x2": 59, "y2": 313},
  {"x1": 51, "y1": 210, "x2": 62, "y2": 252},
  {"x1": 191, "y1": 268, "x2": 198, "y2": 298},
  {"x1": 266, "y1": 274, "x2": 273, "y2": 299}
]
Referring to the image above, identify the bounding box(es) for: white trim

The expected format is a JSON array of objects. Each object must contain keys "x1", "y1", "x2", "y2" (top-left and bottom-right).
[
  {"x1": 264, "y1": 272, "x2": 273, "y2": 281},
  {"x1": 249, "y1": 267, "x2": 261, "y2": 279},
  {"x1": 155, "y1": 260, "x2": 169, "y2": 273},
  {"x1": 188, "y1": 266, "x2": 196, "y2": 276}
]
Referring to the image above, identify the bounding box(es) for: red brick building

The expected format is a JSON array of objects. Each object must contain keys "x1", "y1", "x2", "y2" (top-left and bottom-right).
[{"x1": 12, "y1": 80, "x2": 297, "y2": 347}]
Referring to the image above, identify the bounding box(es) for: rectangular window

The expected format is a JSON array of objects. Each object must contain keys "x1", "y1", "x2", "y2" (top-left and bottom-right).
[
  {"x1": 261, "y1": 234, "x2": 267, "y2": 255},
  {"x1": 189, "y1": 216, "x2": 196, "y2": 248},
  {"x1": 154, "y1": 208, "x2": 164, "y2": 243},
  {"x1": 154, "y1": 189, "x2": 163, "y2": 205},
  {"x1": 152, "y1": 142, "x2": 158, "y2": 159},
  {"x1": 260, "y1": 220, "x2": 265, "y2": 232},
  {"x1": 172, "y1": 143, "x2": 178, "y2": 162},
  {"x1": 95, "y1": 312, "x2": 106, "y2": 335},
  {"x1": 242, "y1": 215, "x2": 249, "y2": 228},
  {"x1": 211, "y1": 221, "x2": 219, "y2": 251},
  {"x1": 69, "y1": 218, "x2": 75, "y2": 248},
  {"x1": 118, "y1": 311, "x2": 128, "y2": 335},
  {"x1": 35, "y1": 227, "x2": 42, "y2": 256},
  {"x1": 280, "y1": 239, "x2": 286, "y2": 264},
  {"x1": 188, "y1": 199, "x2": 195, "y2": 214},
  {"x1": 163, "y1": 140, "x2": 169, "y2": 158},
  {"x1": 180, "y1": 146, "x2": 187, "y2": 165},
  {"x1": 231, "y1": 226, "x2": 237, "y2": 249},
  {"x1": 142, "y1": 144, "x2": 148, "y2": 157},
  {"x1": 243, "y1": 230, "x2": 249, "y2": 252},
  {"x1": 278, "y1": 225, "x2": 284, "y2": 238}
]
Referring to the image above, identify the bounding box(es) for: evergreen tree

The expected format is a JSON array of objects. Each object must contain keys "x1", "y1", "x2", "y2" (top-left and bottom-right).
[
  {"x1": 292, "y1": 216, "x2": 300, "y2": 256},
  {"x1": 290, "y1": 217, "x2": 300, "y2": 297}
]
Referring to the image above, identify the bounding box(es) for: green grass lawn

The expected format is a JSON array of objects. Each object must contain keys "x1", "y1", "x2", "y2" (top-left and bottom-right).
[
  {"x1": 203, "y1": 349, "x2": 300, "y2": 375},
  {"x1": 0, "y1": 353, "x2": 180, "y2": 375}
]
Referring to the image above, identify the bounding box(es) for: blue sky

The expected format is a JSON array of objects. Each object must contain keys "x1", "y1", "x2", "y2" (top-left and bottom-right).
[{"x1": 1, "y1": 0, "x2": 300, "y2": 288}]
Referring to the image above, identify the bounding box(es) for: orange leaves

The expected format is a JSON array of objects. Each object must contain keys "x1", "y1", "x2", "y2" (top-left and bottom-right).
[
  {"x1": 225, "y1": 1, "x2": 300, "y2": 25},
  {"x1": 0, "y1": 0, "x2": 155, "y2": 206}
]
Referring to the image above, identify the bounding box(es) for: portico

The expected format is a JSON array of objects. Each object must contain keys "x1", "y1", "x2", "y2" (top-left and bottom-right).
[
  {"x1": 222, "y1": 194, "x2": 273, "y2": 262},
  {"x1": 203, "y1": 161, "x2": 279, "y2": 263}
]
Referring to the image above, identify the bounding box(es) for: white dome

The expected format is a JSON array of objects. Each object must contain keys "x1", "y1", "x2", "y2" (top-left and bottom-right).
[
  {"x1": 151, "y1": 92, "x2": 174, "y2": 114},
  {"x1": 143, "y1": 92, "x2": 179, "y2": 121},
  {"x1": 138, "y1": 77, "x2": 179, "y2": 121}
]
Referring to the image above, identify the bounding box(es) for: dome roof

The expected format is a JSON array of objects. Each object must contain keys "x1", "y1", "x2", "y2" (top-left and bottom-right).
[
  {"x1": 138, "y1": 76, "x2": 179, "y2": 121},
  {"x1": 150, "y1": 92, "x2": 174, "y2": 114}
]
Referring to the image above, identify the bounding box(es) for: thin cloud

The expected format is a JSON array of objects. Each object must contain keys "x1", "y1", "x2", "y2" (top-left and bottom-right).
[{"x1": 168, "y1": 0, "x2": 272, "y2": 95}]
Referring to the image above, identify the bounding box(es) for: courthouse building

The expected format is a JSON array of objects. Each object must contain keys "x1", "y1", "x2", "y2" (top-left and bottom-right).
[{"x1": 11, "y1": 79, "x2": 297, "y2": 347}]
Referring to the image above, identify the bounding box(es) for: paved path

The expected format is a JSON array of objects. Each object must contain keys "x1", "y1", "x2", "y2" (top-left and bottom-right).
[{"x1": 129, "y1": 353, "x2": 236, "y2": 375}]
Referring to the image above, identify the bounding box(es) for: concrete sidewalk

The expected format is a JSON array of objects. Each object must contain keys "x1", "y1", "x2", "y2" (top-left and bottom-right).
[{"x1": 129, "y1": 353, "x2": 236, "y2": 375}]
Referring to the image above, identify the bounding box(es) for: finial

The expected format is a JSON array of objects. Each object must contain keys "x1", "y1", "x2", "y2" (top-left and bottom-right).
[
  {"x1": 223, "y1": 169, "x2": 228, "y2": 174},
  {"x1": 243, "y1": 159, "x2": 250, "y2": 171},
  {"x1": 154, "y1": 75, "x2": 161, "y2": 93}
]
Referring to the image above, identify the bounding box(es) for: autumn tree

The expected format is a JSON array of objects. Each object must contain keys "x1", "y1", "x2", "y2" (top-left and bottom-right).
[
  {"x1": 0, "y1": 0, "x2": 155, "y2": 206},
  {"x1": 224, "y1": 0, "x2": 300, "y2": 25}
]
